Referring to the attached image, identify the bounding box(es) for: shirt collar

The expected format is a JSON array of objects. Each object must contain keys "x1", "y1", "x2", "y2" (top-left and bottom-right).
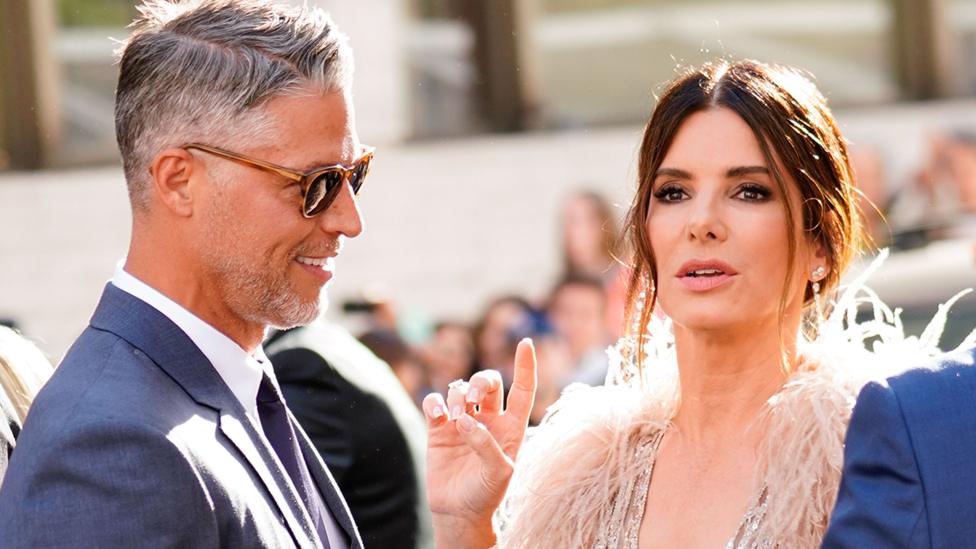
[{"x1": 110, "y1": 260, "x2": 267, "y2": 418}]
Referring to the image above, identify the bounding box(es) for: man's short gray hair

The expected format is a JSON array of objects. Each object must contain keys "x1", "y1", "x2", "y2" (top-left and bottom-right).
[{"x1": 115, "y1": 0, "x2": 354, "y2": 210}]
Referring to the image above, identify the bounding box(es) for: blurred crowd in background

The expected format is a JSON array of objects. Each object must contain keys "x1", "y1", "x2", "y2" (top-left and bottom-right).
[
  {"x1": 328, "y1": 126, "x2": 976, "y2": 420},
  {"x1": 1, "y1": 2, "x2": 976, "y2": 546},
  {"x1": 350, "y1": 190, "x2": 629, "y2": 424},
  {"x1": 4, "y1": 0, "x2": 976, "y2": 416}
]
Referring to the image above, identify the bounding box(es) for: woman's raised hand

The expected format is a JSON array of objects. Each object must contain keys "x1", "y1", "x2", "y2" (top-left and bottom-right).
[{"x1": 423, "y1": 339, "x2": 537, "y2": 549}]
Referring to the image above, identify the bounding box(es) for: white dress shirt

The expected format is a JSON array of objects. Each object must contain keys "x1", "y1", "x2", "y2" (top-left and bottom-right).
[
  {"x1": 112, "y1": 263, "x2": 267, "y2": 422},
  {"x1": 111, "y1": 262, "x2": 348, "y2": 549}
]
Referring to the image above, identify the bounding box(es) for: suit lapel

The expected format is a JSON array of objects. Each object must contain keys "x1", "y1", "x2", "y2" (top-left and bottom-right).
[
  {"x1": 290, "y1": 409, "x2": 363, "y2": 549},
  {"x1": 220, "y1": 412, "x2": 319, "y2": 547},
  {"x1": 88, "y1": 284, "x2": 321, "y2": 547}
]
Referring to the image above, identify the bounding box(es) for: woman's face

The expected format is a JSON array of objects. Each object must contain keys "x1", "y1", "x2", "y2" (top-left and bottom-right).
[
  {"x1": 646, "y1": 107, "x2": 818, "y2": 332},
  {"x1": 478, "y1": 302, "x2": 530, "y2": 365},
  {"x1": 428, "y1": 325, "x2": 475, "y2": 380},
  {"x1": 563, "y1": 196, "x2": 606, "y2": 268}
]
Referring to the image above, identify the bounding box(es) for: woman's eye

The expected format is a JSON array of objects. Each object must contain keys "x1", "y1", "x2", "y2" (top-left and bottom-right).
[
  {"x1": 735, "y1": 184, "x2": 771, "y2": 202},
  {"x1": 653, "y1": 185, "x2": 688, "y2": 202}
]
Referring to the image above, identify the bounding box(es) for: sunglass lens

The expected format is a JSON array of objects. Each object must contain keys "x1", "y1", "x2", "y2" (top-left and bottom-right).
[
  {"x1": 303, "y1": 170, "x2": 343, "y2": 217},
  {"x1": 350, "y1": 159, "x2": 370, "y2": 195}
]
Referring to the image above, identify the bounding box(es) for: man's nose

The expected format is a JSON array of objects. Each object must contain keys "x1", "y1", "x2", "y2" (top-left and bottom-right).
[{"x1": 316, "y1": 179, "x2": 364, "y2": 238}]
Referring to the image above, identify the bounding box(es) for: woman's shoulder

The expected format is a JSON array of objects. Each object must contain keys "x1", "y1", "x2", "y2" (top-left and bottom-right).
[
  {"x1": 495, "y1": 383, "x2": 671, "y2": 548},
  {"x1": 752, "y1": 359, "x2": 870, "y2": 547},
  {"x1": 526, "y1": 382, "x2": 671, "y2": 459}
]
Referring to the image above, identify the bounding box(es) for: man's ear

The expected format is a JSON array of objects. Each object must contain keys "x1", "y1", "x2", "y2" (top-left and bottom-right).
[{"x1": 150, "y1": 148, "x2": 198, "y2": 217}]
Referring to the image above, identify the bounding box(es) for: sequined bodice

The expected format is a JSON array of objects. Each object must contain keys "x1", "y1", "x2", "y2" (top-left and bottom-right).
[{"x1": 595, "y1": 429, "x2": 772, "y2": 549}]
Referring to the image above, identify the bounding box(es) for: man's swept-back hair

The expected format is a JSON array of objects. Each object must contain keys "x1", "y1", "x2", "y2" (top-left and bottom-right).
[{"x1": 115, "y1": 0, "x2": 353, "y2": 210}]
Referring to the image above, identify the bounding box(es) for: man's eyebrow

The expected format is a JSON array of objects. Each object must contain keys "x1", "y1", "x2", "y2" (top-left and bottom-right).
[
  {"x1": 297, "y1": 156, "x2": 351, "y2": 172},
  {"x1": 727, "y1": 165, "x2": 770, "y2": 177},
  {"x1": 654, "y1": 167, "x2": 692, "y2": 179}
]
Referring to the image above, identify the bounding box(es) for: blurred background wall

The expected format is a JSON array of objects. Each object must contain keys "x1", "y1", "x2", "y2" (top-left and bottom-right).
[{"x1": 3, "y1": 0, "x2": 976, "y2": 359}]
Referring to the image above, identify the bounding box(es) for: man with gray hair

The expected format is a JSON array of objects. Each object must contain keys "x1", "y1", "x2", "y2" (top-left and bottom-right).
[{"x1": 0, "y1": 1, "x2": 370, "y2": 547}]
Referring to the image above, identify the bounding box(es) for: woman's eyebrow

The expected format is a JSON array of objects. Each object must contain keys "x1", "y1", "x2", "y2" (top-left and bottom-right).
[
  {"x1": 727, "y1": 165, "x2": 770, "y2": 177},
  {"x1": 654, "y1": 167, "x2": 692, "y2": 179}
]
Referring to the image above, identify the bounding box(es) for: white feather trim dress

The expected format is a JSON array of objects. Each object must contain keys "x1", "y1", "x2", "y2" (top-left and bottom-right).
[{"x1": 494, "y1": 251, "x2": 975, "y2": 548}]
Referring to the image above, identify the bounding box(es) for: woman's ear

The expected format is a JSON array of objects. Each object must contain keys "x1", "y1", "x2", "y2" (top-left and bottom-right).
[
  {"x1": 150, "y1": 148, "x2": 197, "y2": 217},
  {"x1": 808, "y1": 240, "x2": 830, "y2": 282}
]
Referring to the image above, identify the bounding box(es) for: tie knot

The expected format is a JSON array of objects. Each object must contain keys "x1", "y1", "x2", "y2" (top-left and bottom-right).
[{"x1": 257, "y1": 373, "x2": 284, "y2": 404}]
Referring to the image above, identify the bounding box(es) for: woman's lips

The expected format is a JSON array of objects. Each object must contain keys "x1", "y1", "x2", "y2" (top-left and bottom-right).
[
  {"x1": 678, "y1": 272, "x2": 734, "y2": 291},
  {"x1": 675, "y1": 259, "x2": 738, "y2": 292}
]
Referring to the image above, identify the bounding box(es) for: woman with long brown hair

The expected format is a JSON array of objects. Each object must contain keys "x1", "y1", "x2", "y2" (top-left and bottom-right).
[
  {"x1": 560, "y1": 191, "x2": 630, "y2": 338},
  {"x1": 421, "y1": 60, "x2": 963, "y2": 548}
]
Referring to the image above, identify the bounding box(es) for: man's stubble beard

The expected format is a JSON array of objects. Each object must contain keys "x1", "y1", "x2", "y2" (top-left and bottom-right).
[
  {"x1": 221, "y1": 256, "x2": 321, "y2": 330},
  {"x1": 200, "y1": 210, "x2": 322, "y2": 331}
]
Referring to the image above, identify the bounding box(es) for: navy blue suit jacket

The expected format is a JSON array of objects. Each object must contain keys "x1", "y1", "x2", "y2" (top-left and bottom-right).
[
  {"x1": 0, "y1": 284, "x2": 363, "y2": 548},
  {"x1": 823, "y1": 347, "x2": 976, "y2": 548}
]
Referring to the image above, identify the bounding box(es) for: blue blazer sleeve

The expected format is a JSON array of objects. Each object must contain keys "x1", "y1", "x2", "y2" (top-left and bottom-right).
[{"x1": 821, "y1": 381, "x2": 928, "y2": 548}]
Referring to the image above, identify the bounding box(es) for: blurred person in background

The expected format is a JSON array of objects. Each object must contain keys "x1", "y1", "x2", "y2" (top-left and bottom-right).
[
  {"x1": 561, "y1": 191, "x2": 628, "y2": 337},
  {"x1": 422, "y1": 321, "x2": 477, "y2": 395},
  {"x1": 526, "y1": 332, "x2": 573, "y2": 426},
  {"x1": 547, "y1": 273, "x2": 611, "y2": 386},
  {"x1": 267, "y1": 322, "x2": 433, "y2": 549},
  {"x1": 562, "y1": 191, "x2": 618, "y2": 277},
  {"x1": 0, "y1": 2, "x2": 368, "y2": 546},
  {"x1": 920, "y1": 131, "x2": 976, "y2": 217},
  {"x1": 0, "y1": 327, "x2": 53, "y2": 479},
  {"x1": 359, "y1": 328, "x2": 429, "y2": 407},
  {"x1": 474, "y1": 295, "x2": 536, "y2": 386},
  {"x1": 888, "y1": 130, "x2": 976, "y2": 239},
  {"x1": 342, "y1": 291, "x2": 399, "y2": 334},
  {"x1": 848, "y1": 146, "x2": 889, "y2": 244}
]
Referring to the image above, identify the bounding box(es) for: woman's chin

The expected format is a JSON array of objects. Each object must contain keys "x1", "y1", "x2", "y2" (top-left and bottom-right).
[{"x1": 669, "y1": 310, "x2": 763, "y2": 335}]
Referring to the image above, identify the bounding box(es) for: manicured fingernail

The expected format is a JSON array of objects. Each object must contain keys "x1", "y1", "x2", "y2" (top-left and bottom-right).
[
  {"x1": 431, "y1": 405, "x2": 445, "y2": 419},
  {"x1": 451, "y1": 405, "x2": 463, "y2": 419},
  {"x1": 466, "y1": 387, "x2": 481, "y2": 403},
  {"x1": 457, "y1": 413, "x2": 475, "y2": 432}
]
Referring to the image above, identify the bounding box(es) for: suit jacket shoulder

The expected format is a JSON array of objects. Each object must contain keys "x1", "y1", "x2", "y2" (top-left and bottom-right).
[
  {"x1": 824, "y1": 347, "x2": 976, "y2": 548},
  {"x1": 886, "y1": 348, "x2": 976, "y2": 546},
  {"x1": 0, "y1": 285, "x2": 334, "y2": 548},
  {"x1": 0, "y1": 328, "x2": 232, "y2": 547}
]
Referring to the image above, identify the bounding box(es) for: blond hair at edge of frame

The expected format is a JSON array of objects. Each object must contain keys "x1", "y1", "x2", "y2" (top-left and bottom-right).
[{"x1": 0, "y1": 327, "x2": 54, "y2": 422}]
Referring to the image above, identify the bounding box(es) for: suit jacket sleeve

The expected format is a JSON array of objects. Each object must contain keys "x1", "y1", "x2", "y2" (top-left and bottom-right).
[
  {"x1": 821, "y1": 380, "x2": 929, "y2": 548},
  {"x1": 0, "y1": 416, "x2": 218, "y2": 548}
]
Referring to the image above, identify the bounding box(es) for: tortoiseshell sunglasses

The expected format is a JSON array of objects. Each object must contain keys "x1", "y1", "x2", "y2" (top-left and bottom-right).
[{"x1": 184, "y1": 143, "x2": 375, "y2": 218}]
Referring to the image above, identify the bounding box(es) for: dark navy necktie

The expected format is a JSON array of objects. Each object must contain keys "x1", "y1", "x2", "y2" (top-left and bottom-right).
[{"x1": 257, "y1": 373, "x2": 331, "y2": 548}]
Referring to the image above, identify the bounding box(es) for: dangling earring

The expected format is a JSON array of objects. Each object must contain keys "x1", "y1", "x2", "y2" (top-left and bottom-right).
[
  {"x1": 811, "y1": 265, "x2": 827, "y2": 324},
  {"x1": 631, "y1": 273, "x2": 650, "y2": 337},
  {"x1": 811, "y1": 265, "x2": 826, "y2": 295}
]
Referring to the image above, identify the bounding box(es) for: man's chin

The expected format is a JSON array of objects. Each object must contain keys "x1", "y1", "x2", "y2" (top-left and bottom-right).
[{"x1": 262, "y1": 298, "x2": 322, "y2": 330}]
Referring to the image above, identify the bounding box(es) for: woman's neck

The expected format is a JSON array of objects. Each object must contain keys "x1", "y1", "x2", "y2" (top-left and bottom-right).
[{"x1": 669, "y1": 318, "x2": 797, "y2": 443}]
